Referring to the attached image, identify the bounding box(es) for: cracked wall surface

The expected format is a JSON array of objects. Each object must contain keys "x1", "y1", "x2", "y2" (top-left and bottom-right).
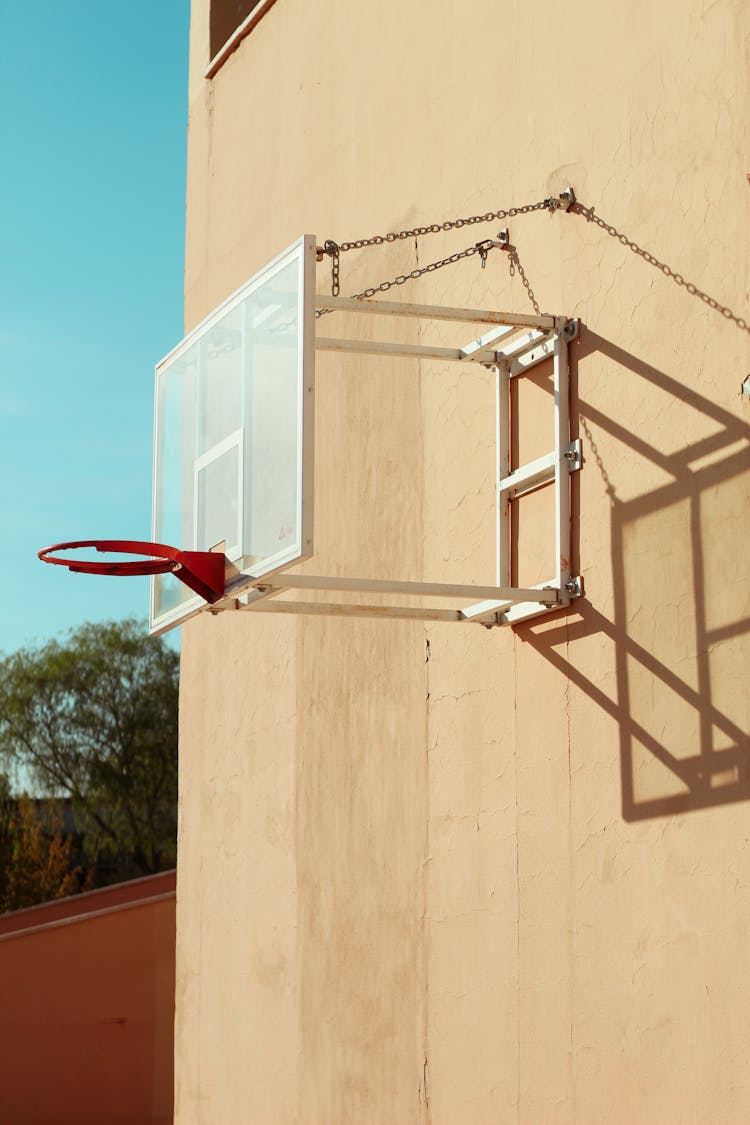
[{"x1": 175, "y1": 1, "x2": 750, "y2": 1121}]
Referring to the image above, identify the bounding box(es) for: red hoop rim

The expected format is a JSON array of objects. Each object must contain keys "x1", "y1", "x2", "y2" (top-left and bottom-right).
[
  {"x1": 38, "y1": 540, "x2": 183, "y2": 576},
  {"x1": 38, "y1": 540, "x2": 228, "y2": 605}
]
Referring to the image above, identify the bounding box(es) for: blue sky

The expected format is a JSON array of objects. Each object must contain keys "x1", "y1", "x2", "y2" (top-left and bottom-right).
[{"x1": 0, "y1": 3, "x2": 190, "y2": 653}]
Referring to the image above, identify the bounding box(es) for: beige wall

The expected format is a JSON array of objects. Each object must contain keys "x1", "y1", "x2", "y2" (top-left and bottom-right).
[{"x1": 175, "y1": 1, "x2": 750, "y2": 1121}]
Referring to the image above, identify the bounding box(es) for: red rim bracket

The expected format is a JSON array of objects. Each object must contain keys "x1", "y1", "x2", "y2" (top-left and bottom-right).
[{"x1": 38, "y1": 540, "x2": 227, "y2": 605}]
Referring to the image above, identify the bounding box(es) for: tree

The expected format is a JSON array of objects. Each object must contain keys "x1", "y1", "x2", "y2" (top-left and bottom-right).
[
  {"x1": 0, "y1": 619, "x2": 179, "y2": 882},
  {"x1": 0, "y1": 796, "x2": 85, "y2": 912}
]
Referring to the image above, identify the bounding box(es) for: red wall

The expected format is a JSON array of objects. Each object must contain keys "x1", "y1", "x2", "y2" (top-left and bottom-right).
[{"x1": 0, "y1": 872, "x2": 175, "y2": 1125}]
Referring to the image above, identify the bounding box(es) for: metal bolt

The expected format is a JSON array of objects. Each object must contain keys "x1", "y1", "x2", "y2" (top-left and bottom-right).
[{"x1": 558, "y1": 187, "x2": 576, "y2": 211}]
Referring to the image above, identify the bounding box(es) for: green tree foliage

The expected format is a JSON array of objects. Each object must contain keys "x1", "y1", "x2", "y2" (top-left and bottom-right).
[{"x1": 0, "y1": 620, "x2": 179, "y2": 883}]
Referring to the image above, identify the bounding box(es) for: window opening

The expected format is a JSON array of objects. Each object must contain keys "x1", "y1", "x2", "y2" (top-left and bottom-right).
[{"x1": 208, "y1": 0, "x2": 277, "y2": 76}]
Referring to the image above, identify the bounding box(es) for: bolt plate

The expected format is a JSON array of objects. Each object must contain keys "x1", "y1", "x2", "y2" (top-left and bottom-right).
[
  {"x1": 565, "y1": 438, "x2": 583, "y2": 472},
  {"x1": 565, "y1": 575, "x2": 584, "y2": 598}
]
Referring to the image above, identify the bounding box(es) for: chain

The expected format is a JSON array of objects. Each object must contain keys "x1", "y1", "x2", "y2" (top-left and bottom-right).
[
  {"x1": 318, "y1": 193, "x2": 749, "y2": 336},
  {"x1": 322, "y1": 239, "x2": 340, "y2": 296},
  {"x1": 507, "y1": 245, "x2": 542, "y2": 316},
  {"x1": 317, "y1": 195, "x2": 566, "y2": 303},
  {"x1": 571, "y1": 202, "x2": 750, "y2": 334},
  {"x1": 329, "y1": 198, "x2": 553, "y2": 255},
  {"x1": 316, "y1": 239, "x2": 503, "y2": 318}
]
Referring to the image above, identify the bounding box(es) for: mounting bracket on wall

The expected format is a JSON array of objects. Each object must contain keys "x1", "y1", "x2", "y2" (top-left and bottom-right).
[{"x1": 476, "y1": 311, "x2": 583, "y2": 626}]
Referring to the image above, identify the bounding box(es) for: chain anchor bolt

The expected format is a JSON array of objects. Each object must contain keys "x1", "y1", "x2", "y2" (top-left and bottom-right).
[
  {"x1": 476, "y1": 235, "x2": 512, "y2": 269},
  {"x1": 545, "y1": 186, "x2": 577, "y2": 213},
  {"x1": 558, "y1": 187, "x2": 576, "y2": 211}
]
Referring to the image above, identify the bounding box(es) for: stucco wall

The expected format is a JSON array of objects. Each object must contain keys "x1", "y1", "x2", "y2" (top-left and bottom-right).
[
  {"x1": 175, "y1": 1, "x2": 750, "y2": 1122},
  {"x1": 0, "y1": 873, "x2": 175, "y2": 1125}
]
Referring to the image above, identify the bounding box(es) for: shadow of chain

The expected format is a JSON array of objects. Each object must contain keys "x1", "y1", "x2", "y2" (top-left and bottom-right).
[{"x1": 571, "y1": 202, "x2": 750, "y2": 335}]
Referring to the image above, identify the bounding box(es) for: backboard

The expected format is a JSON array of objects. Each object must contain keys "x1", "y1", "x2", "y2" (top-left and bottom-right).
[{"x1": 150, "y1": 234, "x2": 316, "y2": 633}]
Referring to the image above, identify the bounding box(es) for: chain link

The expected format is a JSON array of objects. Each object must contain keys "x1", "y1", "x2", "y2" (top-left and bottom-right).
[
  {"x1": 571, "y1": 202, "x2": 750, "y2": 334},
  {"x1": 323, "y1": 239, "x2": 340, "y2": 296},
  {"x1": 507, "y1": 245, "x2": 542, "y2": 316}
]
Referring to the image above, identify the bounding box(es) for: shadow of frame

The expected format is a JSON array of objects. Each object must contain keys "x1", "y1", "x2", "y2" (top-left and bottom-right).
[{"x1": 517, "y1": 328, "x2": 750, "y2": 820}]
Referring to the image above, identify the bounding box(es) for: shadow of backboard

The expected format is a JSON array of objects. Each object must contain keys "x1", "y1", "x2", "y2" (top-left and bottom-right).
[{"x1": 520, "y1": 330, "x2": 750, "y2": 820}]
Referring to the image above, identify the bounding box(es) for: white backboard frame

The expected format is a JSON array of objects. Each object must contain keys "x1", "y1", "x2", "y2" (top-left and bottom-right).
[{"x1": 150, "y1": 234, "x2": 316, "y2": 634}]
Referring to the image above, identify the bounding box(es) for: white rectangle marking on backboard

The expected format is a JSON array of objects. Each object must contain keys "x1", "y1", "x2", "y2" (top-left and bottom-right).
[{"x1": 194, "y1": 429, "x2": 244, "y2": 562}]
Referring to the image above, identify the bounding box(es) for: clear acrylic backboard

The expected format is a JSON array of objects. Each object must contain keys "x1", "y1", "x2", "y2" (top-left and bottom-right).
[{"x1": 150, "y1": 234, "x2": 316, "y2": 633}]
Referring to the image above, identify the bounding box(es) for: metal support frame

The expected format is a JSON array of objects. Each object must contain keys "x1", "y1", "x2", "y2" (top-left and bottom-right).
[
  {"x1": 462, "y1": 316, "x2": 582, "y2": 626},
  {"x1": 209, "y1": 295, "x2": 582, "y2": 627}
]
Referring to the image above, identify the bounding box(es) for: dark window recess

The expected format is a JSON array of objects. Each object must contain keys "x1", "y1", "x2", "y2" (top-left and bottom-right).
[{"x1": 210, "y1": 0, "x2": 263, "y2": 59}]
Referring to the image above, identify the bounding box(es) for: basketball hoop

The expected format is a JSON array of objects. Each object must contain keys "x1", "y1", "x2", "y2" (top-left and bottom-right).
[{"x1": 38, "y1": 540, "x2": 227, "y2": 605}]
